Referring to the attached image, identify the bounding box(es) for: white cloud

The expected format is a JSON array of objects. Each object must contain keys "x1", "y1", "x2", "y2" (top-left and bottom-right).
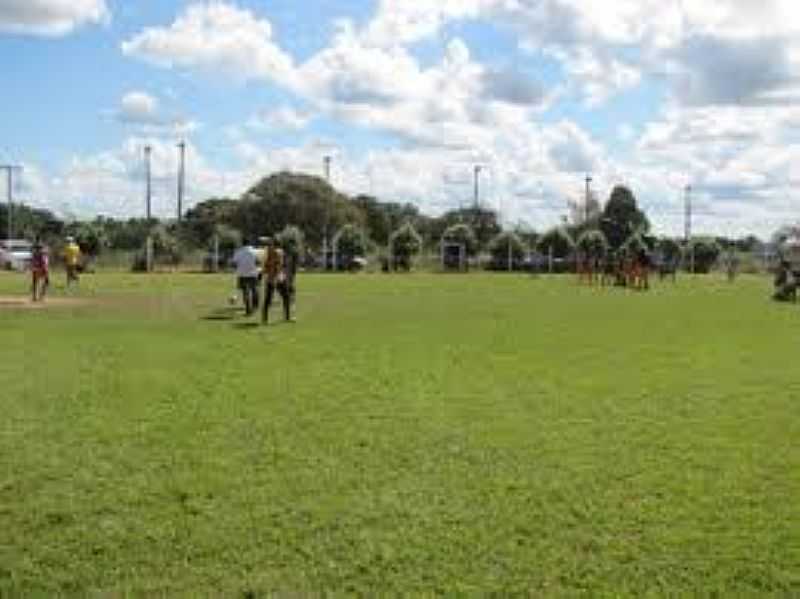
[
  {"x1": 118, "y1": 91, "x2": 160, "y2": 125},
  {"x1": 111, "y1": 91, "x2": 200, "y2": 137},
  {"x1": 102, "y1": 2, "x2": 800, "y2": 236},
  {"x1": 247, "y1": 106, "x2": 312, "y2": 131},
  {"x1": 121, "y1": 3, "x2": 294, "y2": 84},
  {"x1": 0, "y1": 0, "x2": 108, "y2": 36}
]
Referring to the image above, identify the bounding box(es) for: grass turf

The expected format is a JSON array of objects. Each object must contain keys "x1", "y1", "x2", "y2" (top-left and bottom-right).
[{"x1": 0, "y1": 271, "x2": 798, "y2": 595}]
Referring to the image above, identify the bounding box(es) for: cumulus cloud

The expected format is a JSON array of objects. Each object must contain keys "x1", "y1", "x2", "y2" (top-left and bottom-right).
[
  {"x1": 121, "y1": 3, "x2": 294, "y2": 84},
  {"x1": 0, "y1": 0, "x2": 108, "y2": 36},
  {"x1": 117, "y1": 91, "x2": 161, "y2": 125},
  {"x1": 247, "y1": 106, "x2": 312, "y2": 131},
  {"x1": 104, "y1": 1, "x2": 800, "y2": 235}
]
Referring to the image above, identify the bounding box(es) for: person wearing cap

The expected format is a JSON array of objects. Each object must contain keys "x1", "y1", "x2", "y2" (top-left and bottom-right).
[
  {"x1": 262, "y1": 237, "x2": 293, "y2": 324},
  {"x1": 30, "y1": 240, "x2": 50, "y2": 302},
  {"x1": 63, "y1": 236, "x2": 82, "y2": 287}
]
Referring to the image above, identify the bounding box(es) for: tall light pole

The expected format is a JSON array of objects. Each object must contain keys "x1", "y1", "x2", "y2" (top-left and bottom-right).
[
  {"x1": 0, "y1": 164, "x2": 22, "y2": 240},
  {"x1": 323, "y1": 155, "x2": 332, "y2": 270},
  {"x1": 144, "y1": 145, "x2": 152, "y2": 221},
  {"x1": 684, "y1": 184, "x2": 694, "y2": 274},
  {"x1": 176, "y1": 141, "x2": 186, "y2": 222},
  {"x1": 585, "y1": 175, "x2": 593, "y2": 224},
  {"x1": 473, "y1": 165, "x2": 483, "y2": 209}
]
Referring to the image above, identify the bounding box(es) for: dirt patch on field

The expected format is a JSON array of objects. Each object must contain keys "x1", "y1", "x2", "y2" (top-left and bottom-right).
[{"x1": 0, "y1": 296, "x2": 91, "y2": 310}]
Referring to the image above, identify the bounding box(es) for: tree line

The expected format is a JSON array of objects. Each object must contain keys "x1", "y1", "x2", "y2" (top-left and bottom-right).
[{"x1": 2, "y1": 172, "x2": 763, "y2": 272}]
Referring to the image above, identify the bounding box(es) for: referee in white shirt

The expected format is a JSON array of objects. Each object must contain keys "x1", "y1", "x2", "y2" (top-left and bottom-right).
[{"x1": 232, "y1": 239, "x2": 261, "y2": 316}]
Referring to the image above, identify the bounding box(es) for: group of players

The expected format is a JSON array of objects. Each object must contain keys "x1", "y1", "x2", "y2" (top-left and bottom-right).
[
  {"x1": 231, "y1": 236, "x2": 297, "y2": 324},
  {"x1": 29, "y1": 236, "x2": 82, "y2": 302},
  {"x1": 576, "y1": 249, "x2": 661, "y2": 290}
]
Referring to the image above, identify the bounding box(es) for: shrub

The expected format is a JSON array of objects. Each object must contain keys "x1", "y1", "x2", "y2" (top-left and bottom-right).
[
  {"x1": 576, "y1": 229, "x2": 609, "y2": 259},
  {"x1": 687, "y1": 238, "x2": 721, "y2": 274},
  {"x1": 442, "y1": 223, "x2": 479, "y2": 257},
  {"x1": 390, "y1": 223, "x2": 423, "y2": 271},
  {"x1": 538, "y1": 227, "x2": 575, "y2": 258},
  {"x1": 488, "y1": 231, "x2": 526, "y2": 270}
]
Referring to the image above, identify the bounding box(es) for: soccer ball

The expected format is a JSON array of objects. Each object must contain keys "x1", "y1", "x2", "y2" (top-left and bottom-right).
[{"x1": 228, "y1": 294, "x2": 238, "y2": 306}]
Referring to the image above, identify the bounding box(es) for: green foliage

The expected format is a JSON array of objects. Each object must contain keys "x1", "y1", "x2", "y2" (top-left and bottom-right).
[
  {"x1": 238, "y1": 172, "x2": 364, "y2": 248},
  {"x1": 0, "y1": 203, "x2": 64, "y2": 242},
  {"x1": 213, "y1": 224, "x2": 242, "y2": 256},
  {"x1": 434, "y1": 207, "x2": 501, "y2": 249},
  {"x1": 576, "y1": 229, "x2": 609, "y2": 258},
  {"x1": 334, "y1": 224, "x2": 368, "y2": 262},
  {"x1": 132, "y1": 226, "x2": 184, "y2": 271},
  {"x1": 488, "y1": 231, "x2": 525, "y2": 269},
  {"x1": 621, "y1": 232, "x2": 649, "y2": 256},
  {"x1": 65, "y1": 221, "x2": 109, "y2": 257},
  {"x1": 277, "y1": 225, "x2": 305, "y2": 258},
  {"x1": 390, "y1": 223, "x2": 423, "y2": 270},
  {"x1": 353, "y1": 195, "x2": 424, "y2": 246},
  {"x1": 104, "y1": 218, "x2": 157, "y2": 250},
  {"x1": 601, "y1": 185, "x2": 650, "y2": 250},
  {"x1": 442, "y1": 223, "x2": 479, "y2": 257},
  {"x1": 658, "y1": 238, "x2": 683, "y2": 263},
  {"x1": 182, "y1": 198, "x2": 239, "y2": 246},
  {"x1": 538, "y1": 227, "x2": 575, "y2": 258},
  {"x1": 688, "y1": 237, "x2": 722, "y2": 273}
]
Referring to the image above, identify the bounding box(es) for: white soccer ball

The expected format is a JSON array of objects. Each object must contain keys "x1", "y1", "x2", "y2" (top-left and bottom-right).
[{"x1": 228, "y1": 294, "x2": 238, "y2": 305}]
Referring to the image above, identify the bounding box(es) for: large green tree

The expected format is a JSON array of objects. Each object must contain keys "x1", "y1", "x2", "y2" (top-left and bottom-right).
[
  {"x1": 600, "y1": 186, "x2": 650, "y2": 250},
  {"x1": 237, "y1": 172, "x2": 363, "y2": 248},
  {"x1": 182, "y1": 198, "x2": 239, "y2": 246},
  {"x1": 353, "y1": 195, "x2": 423, "y2": 246}
]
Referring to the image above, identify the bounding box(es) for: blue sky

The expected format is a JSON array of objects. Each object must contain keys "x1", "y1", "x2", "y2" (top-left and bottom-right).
[{"x1": 2, "y1": 0, "x2": 800, "y2": 236}]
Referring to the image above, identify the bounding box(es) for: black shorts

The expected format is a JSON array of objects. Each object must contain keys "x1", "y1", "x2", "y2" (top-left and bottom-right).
[{"x1": 238, "y1": 276, "x2": 258, "y2": 290}]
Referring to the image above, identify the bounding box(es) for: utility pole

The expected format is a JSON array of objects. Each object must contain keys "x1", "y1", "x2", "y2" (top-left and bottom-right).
[
  {"x1": 0, "y1": 165, "x2": 22, "y2": 241},
  {"x1": 176, "y1": 141, "x2": 186, "y2": 222},
  {"x1": 473, "y1": 165, "x2": 483, "y2": 209},
  {"x1": 323, "y1": 155, "x2": 332, "y2": 270},
  {"x1": 144, "y1": 145, "x2": 152, "y2": 221},
  {"x1": 584, "y1": 175, "x2": 593, "y2": 224},
  {"x1": 684, "y1": 184, "x2": 694, "y2": 274}
]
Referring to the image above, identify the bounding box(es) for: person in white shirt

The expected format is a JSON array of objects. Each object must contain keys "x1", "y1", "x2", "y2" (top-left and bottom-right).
[{"x1": 232, "y1": 240, "x2": 261, "y2": 316}]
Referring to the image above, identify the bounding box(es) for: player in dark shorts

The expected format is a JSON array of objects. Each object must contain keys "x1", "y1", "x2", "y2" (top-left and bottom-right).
[
  {"x1": 262, "y1": 237, "x2": 293, "y2": 324},
  {"x1": 31, "y1": 241, "x2": 50, "y2": 302}
]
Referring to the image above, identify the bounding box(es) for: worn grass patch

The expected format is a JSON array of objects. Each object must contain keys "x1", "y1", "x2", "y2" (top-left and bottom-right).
[{"x1": 1, "y1": 272, "x2": 798, "y2": 595}]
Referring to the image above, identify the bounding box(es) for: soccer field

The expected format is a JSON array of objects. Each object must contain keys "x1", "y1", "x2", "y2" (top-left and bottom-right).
[{"x1": 1, "y1": 272, "x2": 798, "y2": 595}]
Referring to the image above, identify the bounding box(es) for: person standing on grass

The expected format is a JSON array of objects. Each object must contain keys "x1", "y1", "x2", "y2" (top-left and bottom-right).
[
  {"x1": 282, "y1": 239, "x2": 299, "y2": 305},
  {"x1": 262, "y1": 237, "x2": 293, "y2": 325},
  {"x1": 232, "y1": 239, "x2": 260, "y2": 316},
  {"x1": 30, "y1": 241, "x2": 50, "y2": 302},
  {"x1": 63, "y1": 236, "x2": 82, "y2": 288}
]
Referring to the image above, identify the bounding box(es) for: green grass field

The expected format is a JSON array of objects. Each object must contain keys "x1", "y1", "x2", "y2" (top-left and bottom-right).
[{"x1": 1, "y1": 271, "x2": 798, "y2": 595}]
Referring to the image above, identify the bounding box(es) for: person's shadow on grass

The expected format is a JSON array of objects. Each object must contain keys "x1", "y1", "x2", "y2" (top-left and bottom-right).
[{"x1": 200, "y1": 306, "x2": 241, "y2": 322}]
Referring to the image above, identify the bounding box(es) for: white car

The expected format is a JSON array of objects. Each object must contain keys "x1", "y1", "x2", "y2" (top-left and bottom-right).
[{"x1": 0, "y1": 239, "x2": 33, "y2": 271}]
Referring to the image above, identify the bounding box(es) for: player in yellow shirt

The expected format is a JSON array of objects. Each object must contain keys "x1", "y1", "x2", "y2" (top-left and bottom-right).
[
  {"x1": 63, "y1": 236, "x2": 82, "y2": 287},
  {"x1": 262, "y1": 237, "x2": 293, "y2": 324}
]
